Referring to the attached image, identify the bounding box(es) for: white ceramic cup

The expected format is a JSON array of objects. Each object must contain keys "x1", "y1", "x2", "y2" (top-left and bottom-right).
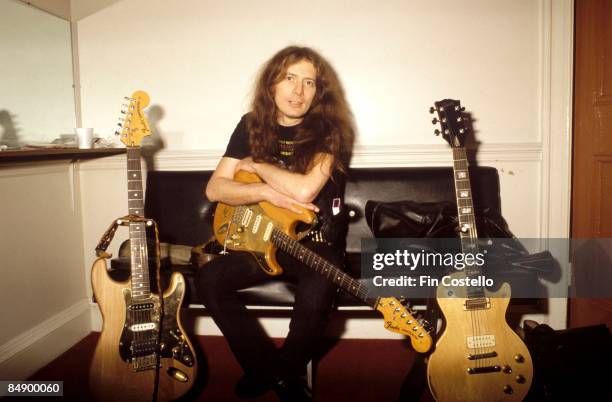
[{"x1": 75, "y1": 128, "x2": 94, "y2": 149}]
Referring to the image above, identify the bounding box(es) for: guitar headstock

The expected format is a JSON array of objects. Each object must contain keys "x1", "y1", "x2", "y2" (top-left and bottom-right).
[
  {"x1": 375, "y1": 297, "x2": 433, "y2": 353},
  {"x1": 430, "y1": 99, "x2": 469, "y2": 148},
  {"x1": 116, "y1": 90, "x2": 151, "y2": 147}
]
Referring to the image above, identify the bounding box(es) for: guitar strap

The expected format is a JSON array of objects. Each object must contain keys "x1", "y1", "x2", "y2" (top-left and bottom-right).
[{"x1": 95, "y1": 214, "x2": 162, "y2": 289}]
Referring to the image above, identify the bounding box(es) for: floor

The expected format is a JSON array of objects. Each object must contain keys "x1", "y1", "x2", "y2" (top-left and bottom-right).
[{"x1": 24, "y1": 333, "x2": 433, "y2": 402}]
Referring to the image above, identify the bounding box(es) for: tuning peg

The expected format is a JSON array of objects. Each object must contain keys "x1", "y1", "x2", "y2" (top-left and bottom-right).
[
  {"x1": 429, "y1": 106, "x2": 435, "y2": 114},
  {"x1": 114, "y1": 130, "x2": 120, "y2": 136},
  {"x1": 454, "y1": 105, "x2": 465, "y2": 111},
  {"x1": 434, "y1": 129, "x2": 441, "y2": 136},
  {"x1": 117, "y1": 123, "x2": 123, "y2": 127}
]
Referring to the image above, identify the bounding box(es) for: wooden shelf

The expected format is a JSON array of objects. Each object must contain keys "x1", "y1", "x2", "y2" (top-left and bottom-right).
[{"x1": 0, "y1": 147, "x2": 125, "y2": 163}]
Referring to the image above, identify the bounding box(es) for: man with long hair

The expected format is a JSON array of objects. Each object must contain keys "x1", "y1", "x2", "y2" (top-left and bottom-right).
[{"x1": 196, "y1": 46, "x2": 355, "y2": 401}]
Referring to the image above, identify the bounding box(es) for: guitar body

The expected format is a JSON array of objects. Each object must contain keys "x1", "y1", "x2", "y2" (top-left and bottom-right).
[
  {"x1": 213, "y1": 170, "x2": 316, "y2": 275},
  {"x1": 427, "y1": 274, "x2": 533, "y2": 401},
  {"x1": 90, "y1": 258, "x2": 197, "y2": 401}
]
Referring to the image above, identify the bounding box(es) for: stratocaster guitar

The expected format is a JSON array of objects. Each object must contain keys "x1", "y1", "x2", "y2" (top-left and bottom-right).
[
  {"x1": 213, "y1": 171, "x2": 433, "y2": 353},
  {"x1": 89, "y1": 91, "x2": 197, "y2": 401},
  {"x1": 426, "y1": 99, "x2": 533, "y2": 401}
]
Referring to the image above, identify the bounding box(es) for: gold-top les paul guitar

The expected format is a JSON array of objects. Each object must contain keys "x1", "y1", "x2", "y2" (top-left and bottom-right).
[
  {"x1": 213, "y1": 171, "x2": 433, "y2": 353},
  {"x1": 89, "y1": 91, "x2": 197, "y2": 401},
  {"x1": 426, "y1": 99, "x2": 533, "y2": 402}
]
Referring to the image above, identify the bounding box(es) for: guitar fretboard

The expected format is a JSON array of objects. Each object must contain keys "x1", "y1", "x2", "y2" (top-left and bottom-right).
[
  {"x1": 452, "y1": 147, "x2": 484, "y2": 299},
  {"x1": 270, "y1": 229, "x2": 378, "y2": 307},
  {"x1": 126, "y1": 147, "x2": 151, "y2": 300}
]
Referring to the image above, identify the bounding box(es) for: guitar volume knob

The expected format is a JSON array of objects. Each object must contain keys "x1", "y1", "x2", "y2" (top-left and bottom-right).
[{"x1": 503, "y1": 385, "x2": 513, "y2": 394}]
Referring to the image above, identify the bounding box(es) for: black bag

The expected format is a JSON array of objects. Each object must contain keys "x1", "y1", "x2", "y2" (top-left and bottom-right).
[
  {"x1": 366, "y1": 200, "x2": 519, "y2": 240},
  {"x1": 364, "y1": 200, "x2": 557, "y2": 279},
  {"x1": 523, "y1": 321, "x2": 612, "y2": 401}
]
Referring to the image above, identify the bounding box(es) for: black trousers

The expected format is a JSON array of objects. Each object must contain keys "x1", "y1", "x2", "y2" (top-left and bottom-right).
[{"x1": 195, "y1": 241, "x2": 342, "y2": 379}]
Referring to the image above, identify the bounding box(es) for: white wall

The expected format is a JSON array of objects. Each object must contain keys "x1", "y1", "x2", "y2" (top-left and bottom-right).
[
  {"x1": 77, "y1": 0, "x2": 543, "y2": 149},
  {"x1": 0, "y1": 162, "x2": 91, "y2": 379}
]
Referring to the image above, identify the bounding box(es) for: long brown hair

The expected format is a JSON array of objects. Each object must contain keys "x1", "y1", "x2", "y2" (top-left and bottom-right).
[{"x1": 246, "y1": 46, "x2": 355, "y2": 175}]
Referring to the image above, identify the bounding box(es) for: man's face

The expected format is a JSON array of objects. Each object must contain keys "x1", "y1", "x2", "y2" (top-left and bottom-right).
[{"x1": 273, "y1": 59, "x2": 317, "y2": 126}]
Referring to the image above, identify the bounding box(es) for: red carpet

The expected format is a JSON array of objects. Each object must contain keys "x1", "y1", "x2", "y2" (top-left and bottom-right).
[{"x1": 27, "y1": 333, "x2": 433, "y2": 401}]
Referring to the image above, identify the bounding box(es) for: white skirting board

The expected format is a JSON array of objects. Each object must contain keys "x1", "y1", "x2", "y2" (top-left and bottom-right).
[
  {"x1": 0, "y1": 299, "x2": 92, "y2": 380},
  {"x1": 90, "y1": 300, "x2": 566, "y2": 339}
]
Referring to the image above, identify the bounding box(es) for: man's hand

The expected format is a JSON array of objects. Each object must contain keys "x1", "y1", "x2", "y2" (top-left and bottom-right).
[
  {"x1": 235, "y1": 157, "x2": 256, "y2": 173},
  {"x1": 262, "y1": 185, "x2": 319, "y2": 214}
]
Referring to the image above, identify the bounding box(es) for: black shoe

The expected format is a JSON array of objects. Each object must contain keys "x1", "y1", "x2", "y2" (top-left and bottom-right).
[
  {"x1": 234, "y1": 374, "x2": 273, "y2": 399},
  {"x1": 272, "y1": 376, "x2": 312, "y2": 402}
]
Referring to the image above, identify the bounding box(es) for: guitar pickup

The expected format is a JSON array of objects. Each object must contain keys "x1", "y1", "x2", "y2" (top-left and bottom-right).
[
  {"x1": 464, "y1": 297, "x2": 490, "y2": 310},
  {"x1": 467, "y1": 365, "x2": 501, "y2": 375}
]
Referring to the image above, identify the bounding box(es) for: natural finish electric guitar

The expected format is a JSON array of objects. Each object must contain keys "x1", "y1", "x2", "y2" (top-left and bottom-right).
[
  {"x1": 213, "y1": 171, "x2": 433, "y2": 353},
  {"x1": 90, "y1": 91, "x2": 197, "y2": 401},
  {"x1": 426, "y1": 99, "x2": 533, "y2": 401}
]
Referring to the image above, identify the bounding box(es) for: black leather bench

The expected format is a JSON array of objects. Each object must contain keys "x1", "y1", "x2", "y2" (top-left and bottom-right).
[{"x1": 110, "y1": 167, "x2": 502, "y2": 308}]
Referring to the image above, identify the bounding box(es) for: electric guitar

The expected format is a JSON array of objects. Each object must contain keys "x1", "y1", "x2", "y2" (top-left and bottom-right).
[
  {"x1": 213, "y1": 171, "x2": 433, "y2": 353},
  {"x1": 89, "y1": 91, "x2": 197, "y2": 401},
  {"x1": 426, "y1": 99, "x2": 533, "y2": 401}
]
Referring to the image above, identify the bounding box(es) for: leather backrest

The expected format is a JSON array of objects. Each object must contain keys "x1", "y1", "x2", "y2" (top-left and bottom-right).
[
  {"x1": 144, "y1": 167, "x2": 500, "y2": 252},
  {"x1": 145, "y1": 171, "x2": 215, "y2": 246}
]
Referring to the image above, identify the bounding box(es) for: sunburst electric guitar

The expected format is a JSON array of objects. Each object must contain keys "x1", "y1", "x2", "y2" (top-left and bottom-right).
[
  {"x1": 89, "y1": 91, "x2": 197, "y2": 401},
  {"x1": 426, "y1": 99, "x2": 533, "y2": 401},
  {"x1": 213, "y1": 171, "x2": 433, "y2": 353}
]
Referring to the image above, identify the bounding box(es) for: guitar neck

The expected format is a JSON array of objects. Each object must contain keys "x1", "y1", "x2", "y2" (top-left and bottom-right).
[
  {"x1": 126, "y1": 147, "x2": 151, "y2": 300},
  {"x1": 270, "y1": 229, "x2": 378, "y2": 307},
  {"x1": 452, "y1": 147, "x2": 484, "y2": 298}
]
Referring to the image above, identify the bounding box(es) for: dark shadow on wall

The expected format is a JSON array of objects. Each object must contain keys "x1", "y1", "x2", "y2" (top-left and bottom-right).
[
  {"x1": 0, "y1": 110, "x2": 21, "y2": 148},
  {"x1": 141, "y1": 104, "x2": 166, "y2": 171}
]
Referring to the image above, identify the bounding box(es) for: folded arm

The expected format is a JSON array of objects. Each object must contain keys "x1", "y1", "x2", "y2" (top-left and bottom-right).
[
  {"x1": 237, "y1": 153, "x2": 333, "y2": 204},
  {"x1": 205, "y1": 157, "x2": 319, "y2": 214}
]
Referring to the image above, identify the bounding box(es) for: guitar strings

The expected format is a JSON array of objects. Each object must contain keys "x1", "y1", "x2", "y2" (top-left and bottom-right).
[
  {"x1": 455, "y1": 149, "x2": 488, "y2": 369},
  {"x1": 275, "y1": 229, "x2": 370, "y2": 304}
]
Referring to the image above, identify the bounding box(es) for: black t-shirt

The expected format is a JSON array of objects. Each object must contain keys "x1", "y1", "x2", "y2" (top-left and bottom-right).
[{"x1": 223, "y1": 114, "x2": 348, "y2": 252}]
